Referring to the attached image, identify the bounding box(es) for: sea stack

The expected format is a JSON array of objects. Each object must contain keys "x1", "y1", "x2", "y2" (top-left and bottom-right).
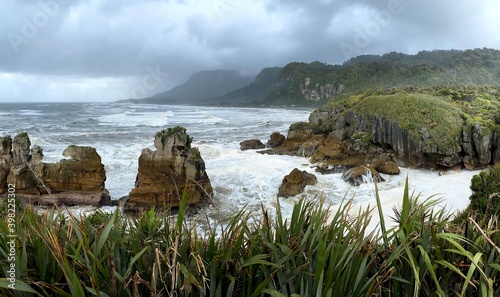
[
  {"x1": 1, "y1": 132, "x2": 111, "y2": 206},
  {"x1": 126, "y1": 126, "x2": 213, "y2": 211}
]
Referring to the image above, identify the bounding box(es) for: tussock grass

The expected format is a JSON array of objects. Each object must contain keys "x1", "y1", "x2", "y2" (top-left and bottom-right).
[{"x1": 1, "y1": 181, "x2": 499, "y2": 296}]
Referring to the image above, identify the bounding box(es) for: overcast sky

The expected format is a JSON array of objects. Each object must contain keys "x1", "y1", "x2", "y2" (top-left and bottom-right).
[{"x1": 1, "y1": 0, "x2": 499, "y2": 103}]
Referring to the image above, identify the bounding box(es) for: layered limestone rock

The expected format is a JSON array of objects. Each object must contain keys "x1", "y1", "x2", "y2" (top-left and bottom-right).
[
  {"x1": 463, "y1": 124, "x2": 493, "y2": 169},
  {"x1": 127, "y1": 127, "x2": 213, "y2": 210},
  {"x1": 1, "y1": 132, "x2": 110, "y2": 206},
  {"x1": 37, "y1": 145, "x2": 108, "y2": 193},
  {"x1": 263, "y1": 99, "x2": 500, "y2": 171},
  {"x1": 278, "y1": 168, "x2": 317, "y2": 198}
]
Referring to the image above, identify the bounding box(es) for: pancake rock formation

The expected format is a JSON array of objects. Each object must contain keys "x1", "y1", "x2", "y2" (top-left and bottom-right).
[
  {"x1": 126, "y1": 127, "x2": 213, "y2": 211},
  {"x1": 0, "y1": 132, "x2": 110, "y2": 206}
]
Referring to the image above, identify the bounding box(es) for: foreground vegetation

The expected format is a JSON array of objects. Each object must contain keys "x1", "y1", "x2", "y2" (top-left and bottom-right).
[{"x1": 1, "y1": 179, "x2": 499, "y2": 296}]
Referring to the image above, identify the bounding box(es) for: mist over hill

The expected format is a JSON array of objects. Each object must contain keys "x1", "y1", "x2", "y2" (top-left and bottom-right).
[
  {"x1": 119, "y1": 48, "x2": 500, "y2": 107},
  {"x1": 118, "y1": 70, "x2": 254, "y2": 105}
]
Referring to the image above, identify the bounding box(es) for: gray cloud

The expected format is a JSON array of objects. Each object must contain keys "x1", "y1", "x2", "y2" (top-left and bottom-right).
[{"x1": 1, "y1": 0, "x2": 499, "y2": 102}]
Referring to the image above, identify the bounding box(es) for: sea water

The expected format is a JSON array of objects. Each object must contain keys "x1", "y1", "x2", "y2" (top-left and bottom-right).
[{"x1": 0, "y1": 102, "x2": 479, "y2": 230}]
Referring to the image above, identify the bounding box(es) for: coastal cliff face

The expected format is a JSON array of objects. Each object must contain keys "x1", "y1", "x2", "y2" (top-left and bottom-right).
[
  {"x1": 0, "y1": 133, "x2": 110, "y2": 206},
  {"x1": 266, "y1": 90, "x2": 500, "y2": 170},
  {"x1": 265, "y1": 49, "x2": 500, "y2": 106},
  {"x1": 268, "y1": 62, "x2": 343, "y2": 104},
  {"x1": 127, "y1": 127, "x2": 213, "y2": 210}
]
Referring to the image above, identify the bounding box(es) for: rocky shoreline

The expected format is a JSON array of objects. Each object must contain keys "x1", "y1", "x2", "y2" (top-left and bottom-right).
[
  {"x1": 1, "y1": 133, "x2": 111, "y2": 207},
  {"x1": 1, "y1": 96, "x2": 494, "y2": 209},
  {"x1": 0, "y1": 128, "x2": 213, "y2": 210},
  {"x1": 255, "y1": 104, "x2": 498, "y2": 172}
]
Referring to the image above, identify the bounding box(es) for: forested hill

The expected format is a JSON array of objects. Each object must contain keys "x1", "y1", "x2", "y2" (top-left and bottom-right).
[
  {"x1": 264, "y1": 48, "x2": 500, "y2": 105},
  {"x1": 118, "y1": 48, "x2": 500, "y2": 106},
  {"x1": 118, "y1": 70, "x2": 254, "y2": 105}
]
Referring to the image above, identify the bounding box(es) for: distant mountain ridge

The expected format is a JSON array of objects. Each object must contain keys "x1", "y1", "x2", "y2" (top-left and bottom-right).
[
  {"x1": 120, "y1": 70, "x2": 254, "y2": 105},
  {"x1": 119, "y1": 48, "x2": 500, "y2": 106},
  {"x1": 265, "y1": 48, "x2": 500, "y2": 105},
  {"x1": 214, "y1": 67, "x2": 282, "y2": 105}
]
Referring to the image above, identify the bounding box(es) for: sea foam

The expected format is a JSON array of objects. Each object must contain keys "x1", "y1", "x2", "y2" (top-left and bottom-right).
[{"x1": 0, "y1": 103, "x2": 479, "y2": 232}]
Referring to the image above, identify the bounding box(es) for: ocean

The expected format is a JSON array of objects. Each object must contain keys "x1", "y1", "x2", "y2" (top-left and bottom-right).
[{"x1": 0, "y1": 102, "x2": 479, "y2": 230}]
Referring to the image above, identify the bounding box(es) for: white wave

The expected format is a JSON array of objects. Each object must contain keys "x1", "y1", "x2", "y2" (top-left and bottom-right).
[
  {"x1": 8, "y1": 103, "x2": 480, "y2": 236},
  {"x1": 98, "y1": 110, "x2": 174, "y2": 127},
  {"x1": 19, "y1": 109, "x2": 43, "y2": 116}
]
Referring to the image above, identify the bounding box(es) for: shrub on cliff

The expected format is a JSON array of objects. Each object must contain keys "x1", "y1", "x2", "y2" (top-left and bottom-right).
[
  {"x1": 469, "y1": 163, "x2": 500, "y2": 218},
  {"x1": 155, "y1": 126, "x2": 193, "y2": 148}
]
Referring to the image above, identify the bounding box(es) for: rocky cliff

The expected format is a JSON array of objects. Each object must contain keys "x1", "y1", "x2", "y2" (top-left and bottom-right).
[
  {"x1": 266, "y1": 61, "x2": 344, "y2": 105},
  {"x1": 264, "y1": 88, "x2": 500, "y2": 171},
  {"x1": 126, "y1": 127, "x2": 213, "y2": 211},
  {"x1": 265, "y1": 48, "x2": 500, "y2": 106},
  {"x1": 0, "y1": 133, "x2": 110, "y2": 206},
  {"x1": 215, "y1": 67, "x2": 282, "y2": 105}
]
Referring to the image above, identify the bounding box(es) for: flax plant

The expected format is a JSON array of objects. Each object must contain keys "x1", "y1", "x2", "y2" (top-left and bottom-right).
[{"x1": 0, "y1": 180, "x2": 499, "y2": 296}]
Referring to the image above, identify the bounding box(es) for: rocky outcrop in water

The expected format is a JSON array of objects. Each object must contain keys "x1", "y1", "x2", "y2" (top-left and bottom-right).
[
  {"x1": 278, "y1": 168, "x2": 317, "y2": 198},
  {"x1": 341, "y1": 159, "x2": 399, "y2": 186},
  {"x1": 342, "y1": 166, "x2": 378, "y2": 186},
  {"x1": 372, "y1": 159, "x2": 400, "y2": 175},
  {"x1": 0, "y1": 132, "x2": 110, "y2": 206},
  {"x1": 126, "y1": 127, "x2": 213, "y2": 211},
  {"x1": 266, "y1": 132, "x2": 285, "y2": 147},
  {"x1": 240, "y1": 139, "x2": 266, "y2": 150}
]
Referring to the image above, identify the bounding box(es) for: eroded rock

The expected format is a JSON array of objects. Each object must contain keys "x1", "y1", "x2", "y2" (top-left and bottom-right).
[
  {"x1": 1, "y1": 133, "x2": 110, "y2": 206},
  {"x1": 342, "y1": 166, "x2": 385, "y2": 186},
  {"x1": 278, "y1": 168, "x2": 317, "y2": 198},
  {"x1": 371, "y1": 159, "x2": 401, "y2": 175},
  {"x1": 267, "y1": 132, "x2": 285, "y2": 147},
  {"x1": 240, "y1": 139, "x2": 266, "y2": 150},
  {"x1": 127, "y1": 127, "x2": 213, "y2": 211}
]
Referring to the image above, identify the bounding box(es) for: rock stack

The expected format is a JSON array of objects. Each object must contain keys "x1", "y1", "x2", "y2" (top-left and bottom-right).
[
  {"x1": 0, "y1": 132, "x2": 110, "y2": 206},
  {"x1": 278, "y1": 168, "x2": 317, "y2": 197},
  {"x1": 126, "y1": 127, "x2": 213, "y2": 211}
]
